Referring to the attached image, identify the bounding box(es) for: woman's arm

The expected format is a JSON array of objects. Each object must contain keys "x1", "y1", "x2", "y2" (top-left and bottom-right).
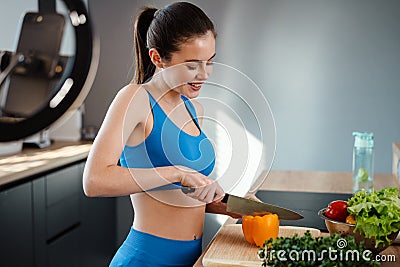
[
  {"x1": 83, "y1": 86, "x2": 223, "y2": 200},
  {"x1": 83, "y1": 85, "x2": 181, "y2": 197}
]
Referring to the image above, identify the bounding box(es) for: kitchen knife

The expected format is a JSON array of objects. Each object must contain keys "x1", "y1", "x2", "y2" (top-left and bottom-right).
[
  {"x1": 224, "y1": 194, "x2": 303, "y2": 220},
  {"x1": 181, "y1": 187, "x2": 303, "y2": 220}
]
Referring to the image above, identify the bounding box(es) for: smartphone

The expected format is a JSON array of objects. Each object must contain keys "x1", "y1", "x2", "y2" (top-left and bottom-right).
[
  {"x1": 15, "y1": 12, "x2": 65, "y2": 77},
  {"x1": 3, "y1": 12, "x2": 65, "y2": 117}
]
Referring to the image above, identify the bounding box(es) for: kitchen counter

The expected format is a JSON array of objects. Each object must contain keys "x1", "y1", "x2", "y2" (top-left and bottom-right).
[
  {"x1": 0, "y1": 141, "x2": 92, "y2": 189},
  {"x1": 257, "y1": 169, "x2": 399, "y2": 193},
  {"x1": 195, "y1": 170, "x2": 400, "y2": 266}
]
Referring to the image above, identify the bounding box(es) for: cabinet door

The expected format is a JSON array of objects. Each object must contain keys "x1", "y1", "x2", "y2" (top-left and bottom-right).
[
  {"x1": 47, "y1": 226, "x2": 81, "y2": 267},
  {"x1": 33, "y1": 177, "x2": 46, "y2": 267},
  {"x1": 46, "y1": 164, "x2": 82, "y2": 267},
  {"x1": 80, "y1": 162, "x2": 117, "y2": 266},
  {"x1": 0, "y1": 182, "x2": 34, "y2": 267},
  {"x1": 33, "y1": 164, "x2": 83, "y2": 267}
]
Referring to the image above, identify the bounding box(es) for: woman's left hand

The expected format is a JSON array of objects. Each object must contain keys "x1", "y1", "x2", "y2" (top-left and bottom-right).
[{"x1": 244, "y1": 194, "x2": 262, "y2": 202}]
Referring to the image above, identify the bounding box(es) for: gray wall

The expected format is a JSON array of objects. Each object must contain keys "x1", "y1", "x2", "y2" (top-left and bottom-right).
[
  {"x1": 86, "y1": 0, "x2": 400, "y2": 174},
  {"x1": 0, "y1": 1, "x2": 36, "y2": 50},
  {"x1": 85, "y1": 0, "x2": 137, "y2": 127}
]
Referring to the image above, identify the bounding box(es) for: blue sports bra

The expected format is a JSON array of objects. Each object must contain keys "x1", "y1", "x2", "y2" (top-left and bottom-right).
[{"x1": 119, "y1": 90, "x2": 215, "y2": 191}]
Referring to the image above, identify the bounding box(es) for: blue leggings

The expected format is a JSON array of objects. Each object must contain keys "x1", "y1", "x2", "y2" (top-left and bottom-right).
[{"x1": 109, "y1": 228, "x2": 202, "y2": 267}]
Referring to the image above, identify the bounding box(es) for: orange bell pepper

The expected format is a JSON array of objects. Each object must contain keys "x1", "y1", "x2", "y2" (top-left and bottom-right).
[
  {"x1": 241, "y1": 213, "x2": 279, "y2": 247},
  {"x1": 346, "y1": 214, "x2": 356, "y2": 225}
]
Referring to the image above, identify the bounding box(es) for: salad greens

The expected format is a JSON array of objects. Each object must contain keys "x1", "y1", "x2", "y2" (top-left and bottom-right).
[
  {"x1": 347, "y1": 187, "x2": 400, "y2": 247},
  {"x1": 259, "y1": 232, "x2": 380, "y2": 266}
]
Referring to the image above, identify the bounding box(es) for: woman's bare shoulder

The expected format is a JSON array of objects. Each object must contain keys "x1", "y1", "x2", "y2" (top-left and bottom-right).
[
  {"x1": 103, "y1": 84, "x2": 150, "y2": 126},
  {"x1": 117, "y1": 83, "x2": 148, "y2": 102}
]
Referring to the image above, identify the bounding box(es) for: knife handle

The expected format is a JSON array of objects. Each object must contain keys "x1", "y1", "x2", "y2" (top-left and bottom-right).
[
  {"x1": 180, "y1": 186, "x2": 195, "y2": 194},
  {"x1": 180, "y1": 186, "x2": 229, "y2": 203},
  {"x1": 221, "y1": 193, "x2": 229, "y2": 203}
]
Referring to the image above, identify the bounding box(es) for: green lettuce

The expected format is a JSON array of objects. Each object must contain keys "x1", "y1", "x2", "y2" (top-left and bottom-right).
[{"x1": 347, "y1": 187, "x2": 400, "y2": 247}]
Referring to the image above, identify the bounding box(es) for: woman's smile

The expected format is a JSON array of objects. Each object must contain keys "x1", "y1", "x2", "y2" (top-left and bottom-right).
[{"x1": 188, "y1": 82, "x2": 203, "y2": 91}]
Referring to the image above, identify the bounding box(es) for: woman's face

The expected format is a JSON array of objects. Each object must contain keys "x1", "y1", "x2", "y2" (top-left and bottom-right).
[{"x1": 162, "y1": 31, "x2": 216, "y2": 99}]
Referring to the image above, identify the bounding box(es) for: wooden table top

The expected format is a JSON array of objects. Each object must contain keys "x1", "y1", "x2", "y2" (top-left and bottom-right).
[
  {"x1": 258, "y1": 169, "x2": 399, "y2": 194},
  {"x1": 195, "y1": 170, "x2": 400, "y2": 266},
  {"x1": 0, "y1": 141, "x2": 92, "y2": 188}
]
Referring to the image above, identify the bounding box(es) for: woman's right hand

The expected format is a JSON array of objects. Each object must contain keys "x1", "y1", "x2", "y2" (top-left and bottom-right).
[{"x1": 177, "y1": 166, "x2": 224, "y2": 204}]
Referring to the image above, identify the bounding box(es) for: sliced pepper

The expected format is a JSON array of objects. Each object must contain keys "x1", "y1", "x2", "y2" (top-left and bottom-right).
[
  {"x1": 346, "y1": 214, "x2": 356, "y2": 225},
  {"x1": 241, "y1": 213, "x2": 279, "y2": 247}
]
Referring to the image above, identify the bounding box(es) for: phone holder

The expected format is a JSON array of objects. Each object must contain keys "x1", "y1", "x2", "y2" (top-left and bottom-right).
[
  {"x1": 0, "y1": 51, "x2": 25, "y2": 90},
  {"x1": 0, "y1": 50, "x2": 59, "y2": 85}
]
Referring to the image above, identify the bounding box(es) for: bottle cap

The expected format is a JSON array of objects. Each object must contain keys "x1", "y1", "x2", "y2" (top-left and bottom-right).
[{"x1": 353, "y1": 131, "x2": 374, "y2": 148}]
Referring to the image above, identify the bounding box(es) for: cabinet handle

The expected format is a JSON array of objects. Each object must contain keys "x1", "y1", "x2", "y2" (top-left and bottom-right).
[{"x1": 47, "y1": 222, "x2": 81, "y2": 245}]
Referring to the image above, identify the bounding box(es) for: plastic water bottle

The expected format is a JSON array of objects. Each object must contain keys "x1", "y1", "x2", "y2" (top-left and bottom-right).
[{"x1": 352, "y1": 132, "x2": 374, "y2": 193}]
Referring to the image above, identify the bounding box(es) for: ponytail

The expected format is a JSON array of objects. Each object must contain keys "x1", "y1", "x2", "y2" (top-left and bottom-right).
[{"x1": 133, "y1": 7, "x2": 157, "y2": 84}]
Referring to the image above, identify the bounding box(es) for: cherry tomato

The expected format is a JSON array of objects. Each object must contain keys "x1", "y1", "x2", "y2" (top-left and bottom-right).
[{"x1": 324, "y1": 200, "x2": 348, "y2": 222}]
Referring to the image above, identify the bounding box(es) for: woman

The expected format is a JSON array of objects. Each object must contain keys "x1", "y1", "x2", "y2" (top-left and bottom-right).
[{"x1": 83, "y1": 2, "x2": 238, "y2": 266}]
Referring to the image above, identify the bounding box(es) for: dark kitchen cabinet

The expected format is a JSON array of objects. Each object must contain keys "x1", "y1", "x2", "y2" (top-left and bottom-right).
[
  {"x1": 0, "y1": 182, "x2": 34, "y2": 267},
  {"x1": 0, "y1": 161, "x2": 116, "y2": 267},
  {"x1": 47, "y1": 226, "x2": 81, "y2": 267},
  {"x1": 79, "y1": 163, "x2": 116, "y2": 266},
  {"x1": 32, "y1": 163, "x2": 84, "y2": 267}
]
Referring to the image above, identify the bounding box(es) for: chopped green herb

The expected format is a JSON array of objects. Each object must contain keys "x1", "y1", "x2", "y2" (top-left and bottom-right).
[{"x1": 258, "y1": 231, "x2": 380, "y2": 266}]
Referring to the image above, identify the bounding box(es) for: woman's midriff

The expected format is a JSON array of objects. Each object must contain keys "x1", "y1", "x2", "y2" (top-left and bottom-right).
[{"x1": 130, "y1": 191, "x2": 206, "y2": 241}]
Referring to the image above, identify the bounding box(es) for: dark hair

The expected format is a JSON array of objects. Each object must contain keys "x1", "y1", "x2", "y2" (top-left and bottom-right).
[{"x1": 133, "y1": 2, "x2": 216, "y2": 84}]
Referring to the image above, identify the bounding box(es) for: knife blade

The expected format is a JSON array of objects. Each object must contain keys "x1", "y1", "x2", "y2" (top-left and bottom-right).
[
  {"x1": 224, "y1": 194, "x2": 303, "y2": 220},
  {"x1": 181, "y1": 187, "x2": 303, "y2": 220}
]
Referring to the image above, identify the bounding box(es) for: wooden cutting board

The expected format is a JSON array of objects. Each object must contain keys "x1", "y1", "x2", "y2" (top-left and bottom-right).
[{"x1": 202, "y1": 224, "x2": 321, "y2": 267}]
